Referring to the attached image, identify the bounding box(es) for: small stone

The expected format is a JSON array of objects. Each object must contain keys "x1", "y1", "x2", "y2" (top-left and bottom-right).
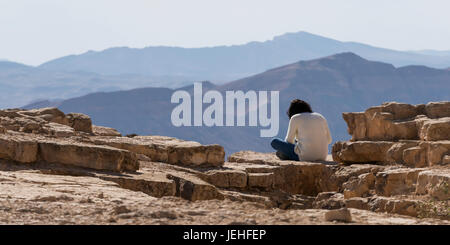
[{"x1": 324, "y1": 208, "x2": 352, "y2": 222}]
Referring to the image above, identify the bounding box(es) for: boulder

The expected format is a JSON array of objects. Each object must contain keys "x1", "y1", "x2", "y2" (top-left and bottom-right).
[
  {"x1": 324, "y1": 208, "x2": 352, "y2": 222},
  {"x1": 66, "y1": 113, "x2": 93, "y2": 133}
]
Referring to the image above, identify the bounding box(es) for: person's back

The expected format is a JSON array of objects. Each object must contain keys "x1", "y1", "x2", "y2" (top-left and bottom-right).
[
  {"x1": 270, "y1": 99, "x2": 332, "y2": 162},
  {"x1": 285, "y1": 112, "x2": 331, "y2": 161}
]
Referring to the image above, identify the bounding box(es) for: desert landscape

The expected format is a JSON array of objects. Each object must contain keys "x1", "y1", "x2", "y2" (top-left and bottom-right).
[{"x1": 0, "y1": 101, "x2": 448, "y2": 224}]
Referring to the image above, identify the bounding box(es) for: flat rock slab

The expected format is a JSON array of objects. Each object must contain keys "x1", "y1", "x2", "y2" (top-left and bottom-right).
[
  {"x1": 92, "y1": 125, "x2": 122, "y2": 136},
  {"x1": 0, "y1": 107, "x2": 93, "y2": 136},
  {"x1": 90, "y1": 136, "x2": 225, "y2": 167},
  {"x1": 200, "y1": 169, "x2": 247, "y2": 188},
  {"x1": 0, "y1": 132, "x2": 139, "y2": 172},
  {"x1": 333, "y1": 140, "x2": 450, "y2": 166},
  {"x1": 227, "y1": 151, "x2": 338, "y2": 195},
  {"x1": 96, "y1": 169, "x2": 177, "y2": 198},
  {"x1": 228, "y1": 151, "x2": 336, "y2": 166},
  {"x1": 38, "y1": 139, "x2": 139, "y2": 172}
]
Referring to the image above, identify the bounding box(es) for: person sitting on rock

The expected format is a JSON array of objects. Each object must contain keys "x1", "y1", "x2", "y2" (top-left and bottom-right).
[{"x1": 271, "y1": 99, "x2": 332, "y2": 161}]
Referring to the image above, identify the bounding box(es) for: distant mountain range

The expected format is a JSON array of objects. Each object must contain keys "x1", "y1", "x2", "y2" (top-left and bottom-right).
[
  {"x1": 25, "y1": 53, "x2": 450, "y2": 155},
  {"x1": 39, "y1": 31, "x2": 450, "y2": 82},
  {"x1": 0, "y1": 61, "x2": 192, "y2": 109},
  {"x1": 2, "y1": 31, "x2": 450, "y2": 109}
]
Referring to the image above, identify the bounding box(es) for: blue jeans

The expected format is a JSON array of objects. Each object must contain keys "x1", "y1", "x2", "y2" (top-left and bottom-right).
[{"x1": 270, "y1": 138, "x2": 299, "y2": 161}]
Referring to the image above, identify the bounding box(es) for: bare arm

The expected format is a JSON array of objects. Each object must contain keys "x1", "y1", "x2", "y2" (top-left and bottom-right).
[{"x1": 284, "y1": 117, "x2": 297, "y2": 144}]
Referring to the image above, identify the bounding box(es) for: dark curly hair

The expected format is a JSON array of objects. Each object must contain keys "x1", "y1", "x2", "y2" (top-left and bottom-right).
[{"x1": 287, "y1": 99, "x2": 313, "y2": 119}]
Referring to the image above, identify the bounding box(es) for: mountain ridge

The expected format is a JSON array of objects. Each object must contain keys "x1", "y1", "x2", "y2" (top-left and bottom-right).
[
  {"x1": 24, "y1": 52, "x2": 450, "y2": 155},
  {"x1": 38, "y1": 31, "x2": 450, "y2": 81}
]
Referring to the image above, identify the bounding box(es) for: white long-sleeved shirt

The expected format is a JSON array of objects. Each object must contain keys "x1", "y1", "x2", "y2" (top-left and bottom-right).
[{"x1": 285, "y1": 112, "x2": 332, "y2": 161}]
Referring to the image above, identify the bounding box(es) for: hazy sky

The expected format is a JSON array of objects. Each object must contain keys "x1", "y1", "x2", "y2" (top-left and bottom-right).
[{"x1": 1, "y1": 0, "x2": 450, "y2": 66}]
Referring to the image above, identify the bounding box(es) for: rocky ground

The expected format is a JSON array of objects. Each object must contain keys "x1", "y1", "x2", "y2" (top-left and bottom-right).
[{"x1": 0, "y1": 103, "x2": 449, "y2": 225}]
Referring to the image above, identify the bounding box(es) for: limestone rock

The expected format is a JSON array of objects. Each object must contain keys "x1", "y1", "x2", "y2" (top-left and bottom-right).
[
  {"x1": 0, "y1": 126, "x2": 6, "y2": 134},
  {"x1": 66, "y1": 113, "x2": 93, "y2": 133},
  {"x1": 334, "y1": 140, "x2": 450, "y2": 166},
  {"x1": 248, "y1": 173, "x2": 274, "y2": 189},
  {"x1": 426, "y1": 141, "x2": 450, "y2": 166},
  {"x1": 0, "y1": 134, "x2": 38, "y2": 163},
  {"x1": 313, "y1": 192, "x2": 345, "y2": 209},
  {"x1": 343, "y1": 173, "x2": 375, "y2": 198},
  {"x1": 332, "y1": 141, "x2": 393, "y2": 164},
  {"x1": 41, "y1": 122, "x2": 76, "y2": 137},
  {"x1": 38, "y1": 139, "x2": 139, "y2": 172},
  {"x1": 425, "y1": 102, "x2": 450, "y2": 118},
  {"x1": 402, "y1": 146, "x2": 427, "y2": 167},
  {"x1": 19, "y1": 107, "x2": 69, "y2": 125},
  {"x1": 415, "y1": 169, "x2": 450, "y2": 201},
  {"x1": 342, "y1": 102, "x2": 450, "y2": 142},
  {"x1": 221, "y1": 190, "x2": 272, "y2": 206},
  {"x1": 331, "y1": 164, "x2": 384, "y2": 189},
  {"x1": 90, "y1": 136, "x2": 225, "y2": 167},
  {"x1": 92, "y1": 125, "x2": 122, "y2": 136},
  {"x1": 344, "y1": 197, "x2": 369, "y2": 210},
  {"x1": 228, "y1": 151, "x2": 337, "y2": 195},
  {"x1": 419, "y1": 117, "x2": 450, "y2": 141},
  {"x1": 444, "y1": 155, "x2": 450, "y2": 164},
  {"x1": 200, "y1": 169, "x2": 247, "y2": 188},
  {"x1": 166, "y1": 173, "x2": 223, "y2": 201},
  {"x1": 228, "y1": 150, "x2": 282, "y2": 166},
  {"x1": 368, "y1": 196, "x2": 421, "y2": 217},
  {"x1": 375, "y1": 168, "x2": 424, "y2": 196},
  {"x1": 98, "y1": 169, "x2": 176, "y2": 198},
  {"x1": 386, "y1": 141, "x2": 420, "y2": 164},
  {"x1": 324, "y1": 208, "x2": 352, "y2": 222}
]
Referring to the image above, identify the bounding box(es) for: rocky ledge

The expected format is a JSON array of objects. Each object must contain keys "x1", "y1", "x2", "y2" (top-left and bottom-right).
[{"x1": 0, "y1": 105, "x2": 448, "y2": 224}]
